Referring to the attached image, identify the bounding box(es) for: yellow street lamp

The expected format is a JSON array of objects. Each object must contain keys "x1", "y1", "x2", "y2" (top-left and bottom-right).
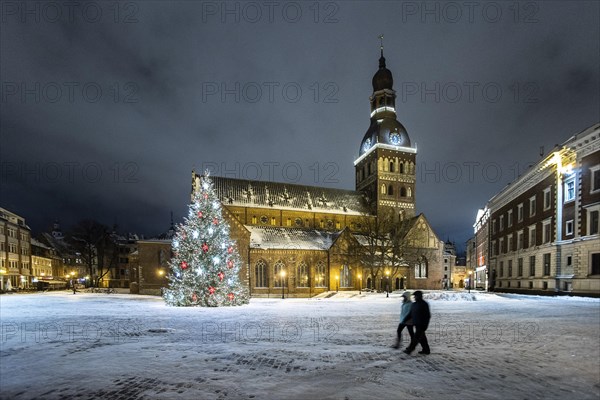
[
  {"x1": 358, "y1": 273, "x2": 362, "y2": 294},
  {"x1": 280, "y1": 269, "x2": 286, "y2": 299},
  {"x1": 468, "y1": 271, "x2": 473, "y2": 293},
  {"x1": 385, "y1": 269, "x2": 390, "y2": 298}
]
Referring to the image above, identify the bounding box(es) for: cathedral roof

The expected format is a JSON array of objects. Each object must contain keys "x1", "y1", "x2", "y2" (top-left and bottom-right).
[
  {"x1": 247, "y1": 226, "x2": 343, "y2": 250},
  {"x1": 210, "y1": 176, "x2": 371, "y2": 215}
]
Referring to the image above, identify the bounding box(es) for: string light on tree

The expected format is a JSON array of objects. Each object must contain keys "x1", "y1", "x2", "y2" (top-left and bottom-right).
[{"x1": 162, "y1": 173, "x2": 250, "y2": 307}]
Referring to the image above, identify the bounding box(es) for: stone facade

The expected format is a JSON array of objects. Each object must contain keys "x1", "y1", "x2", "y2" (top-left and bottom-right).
[{"x1": 483, "y1": 123, "x2": 600, "y2": 296}]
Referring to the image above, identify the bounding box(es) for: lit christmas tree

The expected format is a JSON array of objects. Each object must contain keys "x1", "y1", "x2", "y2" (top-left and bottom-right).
[{"x1": 163, "y1": 174, "x2": 249, "y2": 307}]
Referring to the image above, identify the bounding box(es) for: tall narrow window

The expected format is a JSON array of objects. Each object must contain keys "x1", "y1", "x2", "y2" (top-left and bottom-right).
[
  {"x1": 314, "y1": 261, "x2": 327, "y2": 287},
  {"x1": 529, "y1": 226, "x2": 537, "y2": 247},
  {"x1": 273, "y1": 260, "x2": 285, "y2": 288},
  {"x1": 530, "y1": 196, "x2": 537, "y2": 217},
  {"x1": 589, "y1": 210, "x2": 599, "y2": 235},
  {"x1": 564, "y1": 177, "x2": 575, "y2": 202},
  {"x1": 518, "y1": 258, "x2": 523, "y2": 276},
  {"x1": 543, "y1": 187, "x2": 552, "y2": 210},
  {"x1": 543, "y1": 219, "x2": 552, "y2": 243},
  {"x1": 517, "y1": 203, "x2": 524, "y2": 222},
  {"x1": 255, "y1": 260, "x2": 268, "y2": 288},
  {"x1": 529, "y1": 255, "x2": 536, "y2": 276},
  {"x1": 297, "y1": 262, "x2": 309, "y2": 288},
  {"x1": 591, "y1": 165, "x2": 600, "y2": 193},
  {"x1": 543, "y1": 253, "x2": 551, "y2": 276}
]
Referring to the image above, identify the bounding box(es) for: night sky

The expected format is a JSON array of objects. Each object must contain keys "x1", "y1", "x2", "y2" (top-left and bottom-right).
[{"x1": 2, "y1": 1, "x2": 599, "y2": 251}]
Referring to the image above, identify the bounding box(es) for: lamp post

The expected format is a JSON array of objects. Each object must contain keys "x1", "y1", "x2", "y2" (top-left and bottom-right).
[
  {"x1": 468, "y1": 271, "x2": 472, "y2": 293},
  {"x1": 70, "y1": 271, "x2": 76, "y2": 293},
  {"x1": 281, "y1": 269, "x2": 286, "y2": 299},
  {"x1": 358, "y1": 273, "x2": 362, "y2": 295},
  {"x1": 385, "y1": 270, "x2": 390, "y2": 297}
]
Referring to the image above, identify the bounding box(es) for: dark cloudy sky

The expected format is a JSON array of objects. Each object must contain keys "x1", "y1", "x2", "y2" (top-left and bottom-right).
[{"x1": 2, "y1": 1, "x2": 599, "y2": 250}]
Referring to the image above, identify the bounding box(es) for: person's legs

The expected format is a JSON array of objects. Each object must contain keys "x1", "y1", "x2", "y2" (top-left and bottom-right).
[
  {"x1": 406, "y1": 325, "x2": 414, "y2": 343},
  {"x1": 418, "y1": 330, "x2": 430, "y2": 354},
  {"x1": 404, "y1": 326, "x2": 423, "y2": 353}
]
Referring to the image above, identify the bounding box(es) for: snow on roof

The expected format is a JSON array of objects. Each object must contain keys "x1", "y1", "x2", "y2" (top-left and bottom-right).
[
  {"x1": 209, "y1": 176, "x2": 370, "y2": 216},
  {"x1": 246, "y1": 226, "x2": 342, "y2": 250}
]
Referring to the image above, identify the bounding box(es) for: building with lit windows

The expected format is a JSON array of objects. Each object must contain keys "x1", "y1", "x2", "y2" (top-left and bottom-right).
[
  {"x1": 186, "y1": 49, "x2": 445, "y2": 297},
  {"x1": 486, "y1": 123, "x2": 599, "y2": 296},
  {"x1": 0, "y1": 207, "x2": 31, "y2": 290}
]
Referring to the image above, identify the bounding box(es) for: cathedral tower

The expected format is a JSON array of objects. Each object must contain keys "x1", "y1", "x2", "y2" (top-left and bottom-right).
[{"x1": 354, "y1": 44, "x2": 417, "y2": 221}]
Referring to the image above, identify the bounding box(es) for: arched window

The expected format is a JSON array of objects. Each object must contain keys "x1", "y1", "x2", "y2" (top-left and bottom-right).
[
  {"x1": 400, "y1": 163, "x2": 404, "y2": 174},
  {"x1": 297, "y1": 262, "x2": 309, "y2": 288},
  {"x1": 315, "y1": 260, "x2": 326, "y2": 287},
  {"x1": 255, "y1": 259, "x2": 268, "y2": 288},
  {"x1": 381, "y1": 184, "x2": 387, "y2": 195},
  {"x1": 400, "y1": 187, "x2": 407, "y2": 197},
  {"x1": 407, "y1": 187, "x2": 412, "y2": 198},
  {"x1": 388, "y1": 185, "x2": 394, "y2": 196},
  {"x1": 390, "y1": 161, "x2": 395, "y2": 172},
  {"x1": 274, "y1": 260, "x2": 285, "y2": 287},
  {"x1": 340, "y1": 265, "x2": 353, "y2": 288},
  {"x1": 415, "y1": 257, "x2": 428, "y2": 278}
]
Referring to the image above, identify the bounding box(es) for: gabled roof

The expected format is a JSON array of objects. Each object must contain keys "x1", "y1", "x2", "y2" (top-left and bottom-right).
[
  {"x1": 246, "y1": 226, "x2": 343, "y2": 250},
  {"x1": 207, "y1": 176, "x2": 370, "y2": 216}
]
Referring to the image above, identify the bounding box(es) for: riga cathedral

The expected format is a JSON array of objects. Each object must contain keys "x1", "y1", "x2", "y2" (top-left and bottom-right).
[{"x1": 192, "y1": 48, "x2": 445, "y2": 297}]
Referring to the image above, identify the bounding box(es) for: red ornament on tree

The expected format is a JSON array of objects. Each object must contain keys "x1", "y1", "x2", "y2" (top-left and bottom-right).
[
  {"x1": 180, "y1": 261, "x2": 188, "y2": 270},
  {"x1": 227, "y1": 260, "x2": 234, "y2": 269},
  {"x1": 202, "y1": 243, "x2": 209, "y2": 253},
  {"x1": 208, "y1": 286, "x2": 215, "y2": 295},
  {"x1": 217, "y1": 271, "x2": 224, "y2": 281},
  {"x1": 198, "y1": 211, "x2": 203, "y2": 218},
  {"x1": 192, "y1": 293, "x2": 197, "y2": 302},
  {"x1": 227, "y1": 246, "x2": 233, "y2": 254},
  {"x1": 203, "y1": 193, "x2": 208, "y2": 200},
  {"x1": 228, "y1": 293, "x2": 235, "y2": 301},
  {"x1": 213, "y1": 218, "x2": 219, "y2": 225}
]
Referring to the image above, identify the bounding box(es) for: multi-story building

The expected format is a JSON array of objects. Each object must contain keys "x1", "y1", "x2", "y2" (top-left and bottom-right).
[
  {"x1": 0, "y1": 207, "x2": 32, "y2": 290},
  {"x1": 40, "y1": 222, "x2": 85, "y2": 282},
  {"x1": 486, "y1": 123, "x2": 599, "y2": 296},
  {"x1": 472, "y1": 207, "x2": 490, "y2": 290},
  {"x1": 31, "y1": 238, "x2": 54, "y2": 280}
]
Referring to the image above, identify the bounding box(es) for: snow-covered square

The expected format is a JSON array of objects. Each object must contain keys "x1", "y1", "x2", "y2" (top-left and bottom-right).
[{"x1": 1, "y1": 291, "x2": 599, "y2": 400}]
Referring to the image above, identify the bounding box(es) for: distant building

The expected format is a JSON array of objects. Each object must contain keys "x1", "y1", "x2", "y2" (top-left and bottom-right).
[
  {"x1": 40, "y1": 222, "x2": 85, "y2": 282},
  {"x1": 0, "y1": 207, "x2": 31, "y2": 290},
  {"x1": 480, "y1": 123, "x2": 599, "y2": 296},
  {"x1": 31, "y1": 238, "x2": 54, "y2": 280}
]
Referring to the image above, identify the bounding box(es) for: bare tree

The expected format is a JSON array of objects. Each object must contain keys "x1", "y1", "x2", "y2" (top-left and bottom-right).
[{"x1": 68, "y1": 220, "x2": 119, "y2": 287}]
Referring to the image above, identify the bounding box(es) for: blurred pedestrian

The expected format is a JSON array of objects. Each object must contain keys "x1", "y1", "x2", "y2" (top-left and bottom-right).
[
  {"x1": 392, "y1": 291, "x2": 414, "y2": 349},
  {"x1": 402, "y1": 290, "x2": 431, "y2": 355}
]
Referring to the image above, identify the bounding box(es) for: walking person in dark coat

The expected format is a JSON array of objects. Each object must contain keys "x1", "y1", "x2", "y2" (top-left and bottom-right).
[
  {"x1": 401, "y1": 290, "x2": 431, "y2": 355},
  {"x1": 393, "y1": 291, "x2": 414, "y2": 349}
]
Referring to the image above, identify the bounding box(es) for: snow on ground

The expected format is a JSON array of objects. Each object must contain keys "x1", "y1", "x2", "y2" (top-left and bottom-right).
[{"x1": 0, "y1": 291, "x2": 599, "y2": 400}]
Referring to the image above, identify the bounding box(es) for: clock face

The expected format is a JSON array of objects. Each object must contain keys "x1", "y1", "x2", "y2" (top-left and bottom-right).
[
  {"x1": 390, "y1": 132, "x2": 401, "y2": 145},
  {"x1": 260, "y1": 215, "x2": 268, "y2": 224},
  {"x1": 362, "y1": 138, "x2": 372, "y2": 152}
]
